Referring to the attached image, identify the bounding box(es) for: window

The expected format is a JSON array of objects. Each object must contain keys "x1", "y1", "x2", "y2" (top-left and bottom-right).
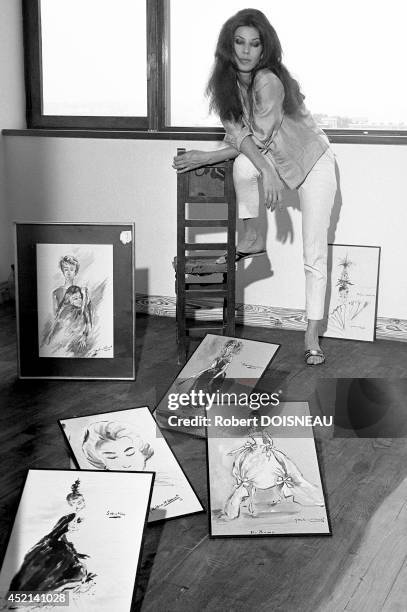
[
  {"x1": 40, "y1": 0, "x2": 147, "y2": 118},
  {"x1": 23, "y1": 0, "x2": 407, "y2": 138},
  {"x1": 23, "y1": 0, "x2": 157, "y2": 129},
  {"x1": 168, "y1": 0, "x2": 407, "y2": 133}
]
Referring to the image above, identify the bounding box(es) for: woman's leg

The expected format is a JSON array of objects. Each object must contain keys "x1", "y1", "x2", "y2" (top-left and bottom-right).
[
  {"x1": 233, "y1": 154, "x2": 265, "y2": 253},
  {"x1": 298, "y1": 148, "x2": 337, "y2": 364}
]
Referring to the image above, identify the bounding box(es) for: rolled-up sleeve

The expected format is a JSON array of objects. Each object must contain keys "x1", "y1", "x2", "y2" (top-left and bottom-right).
[
  {"x1": 252, "y1": 71, "x2": 284, "y2": 145},
  {"x1": 222, "y1": 120, "x2": 252, "y2": 151}
]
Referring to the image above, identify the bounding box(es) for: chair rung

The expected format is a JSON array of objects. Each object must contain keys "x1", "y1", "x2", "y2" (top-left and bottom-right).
[
  {"x1": 184, "y1": 219, "x2": 228, "y2": 227},
  {"x1": 185, "y1": 288, "x2": 228, "y2": 297},
  {"x1": 186, "y1": 197, "x2": 229, "y2": 204},
  {"x1": 185, "y1": 321, "x2": 226, "y2": 331},
  {"x1": 185, "y1": 243, "x2": 227, "y2": 250}
]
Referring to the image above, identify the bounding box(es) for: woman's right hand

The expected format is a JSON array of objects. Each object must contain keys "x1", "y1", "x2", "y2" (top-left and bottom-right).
[
  {"x1": 260, "y1": 165, "x2": 284, "y2": 211},
  {"x1": 172, "y1": 150, "x2": 210, "y2": 173}
]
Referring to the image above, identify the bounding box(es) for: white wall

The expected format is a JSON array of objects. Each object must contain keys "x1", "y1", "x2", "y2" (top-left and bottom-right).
[
  {"x1": 0, "y1": 0, "x2": 25, "y2": 281},
  {"x1": 3, "y1": 136, "x2": 407, "y2": 319}
]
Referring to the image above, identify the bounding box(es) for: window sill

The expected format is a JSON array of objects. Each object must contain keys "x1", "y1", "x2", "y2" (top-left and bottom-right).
[{"x1": 2, "y1": 128, "x2": 407, "y2": 145}]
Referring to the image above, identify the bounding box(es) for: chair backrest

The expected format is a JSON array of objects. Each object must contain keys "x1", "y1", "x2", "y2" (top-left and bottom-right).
[{"x1": 176, "y1": 155, "x2": 236, "y2": 282}]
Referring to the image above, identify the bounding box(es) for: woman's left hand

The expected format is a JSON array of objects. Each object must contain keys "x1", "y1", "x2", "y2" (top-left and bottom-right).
[{"x1": 172, "y1": 150, "x2": 210, "y2": 173}]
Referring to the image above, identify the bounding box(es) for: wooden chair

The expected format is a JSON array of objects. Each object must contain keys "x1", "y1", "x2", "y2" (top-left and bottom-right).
[{"x1": 175, "y1": 151, "x2": 237, "y2": 363}]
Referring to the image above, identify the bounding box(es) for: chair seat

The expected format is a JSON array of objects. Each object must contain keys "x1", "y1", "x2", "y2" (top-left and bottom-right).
[{"x1": 173, "y1": 256, "x2": 227, "y2": 274}]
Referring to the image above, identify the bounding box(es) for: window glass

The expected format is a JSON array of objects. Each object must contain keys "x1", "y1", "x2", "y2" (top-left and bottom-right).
[
  {"x1": 170, "y1": 0, "x2": 407, "y2": 130},
  {"x1": 40, "y1": 0, "x2": 147, "y2": 116}
]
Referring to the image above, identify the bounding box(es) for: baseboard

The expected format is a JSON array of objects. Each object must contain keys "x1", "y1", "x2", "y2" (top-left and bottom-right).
[{"x1": 135, "y1": 293, "x2": 407, "y2": 343}]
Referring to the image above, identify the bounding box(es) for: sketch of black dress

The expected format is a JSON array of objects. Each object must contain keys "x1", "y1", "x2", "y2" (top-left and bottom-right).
[
  {"x1": 176, "y1": 338, "x2": 243, "y2": 405},
  {"x1": 221, "y1": 433, "x2": 324, "y2": 521},
  {"x1": 8, "y1": 479, "x2": 95, "y2": 595}
]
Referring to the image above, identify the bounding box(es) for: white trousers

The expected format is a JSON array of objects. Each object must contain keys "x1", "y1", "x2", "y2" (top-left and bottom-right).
[{"x1": 233, "y1": 148, "x2": 337, "y2": 320}]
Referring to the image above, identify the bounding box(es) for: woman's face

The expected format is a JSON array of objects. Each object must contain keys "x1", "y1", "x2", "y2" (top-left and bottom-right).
[
  {"x1": 68, "y1": 495, "x2": 85, "y2": 512},
  {"x1": 62, "y1": 262, "x2": 77, "y2": 283},
  {"x1": 233, "y1": 26, "x2": 262, "y2": 73},
  {"x1": 98, "y1": 436, "x2": 146, "y2": 471},
  {"x1": 69, "y1": 291, "x2": 83, "y2": 308}
]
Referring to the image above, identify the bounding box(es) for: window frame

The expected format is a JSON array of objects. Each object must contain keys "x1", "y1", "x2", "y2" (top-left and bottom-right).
[
  {"x1": 22, "y1": 0, "x2": 161, "y2": 130},
  {"x1": 22, "y1": 0, "x2": 407, "y2": 143}
]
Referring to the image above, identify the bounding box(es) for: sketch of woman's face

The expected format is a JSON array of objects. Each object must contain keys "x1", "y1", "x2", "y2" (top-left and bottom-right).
[
  {"x1": 68, "y1": 496, "x2": 85, "y2": 512},
  {"x1": 69, "y1": 290, "x2": 83, "y2": 308},
  {"x1": 61, "y1": 262, "x2": 77, "y2": 283},
  {"x1": 98, "y1": 436, "x2": 146, "y2": 470},
  {"x1": 339, "y1": 286, "x2": 349, "y2": 302}
]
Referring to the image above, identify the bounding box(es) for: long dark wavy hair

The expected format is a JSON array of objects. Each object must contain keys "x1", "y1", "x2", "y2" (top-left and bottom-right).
[{"x1": 206, "y1": 9, "x2": 304, "y2": 122}]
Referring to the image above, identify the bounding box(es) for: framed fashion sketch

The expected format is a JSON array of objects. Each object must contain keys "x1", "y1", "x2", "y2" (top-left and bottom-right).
[
  {"x1": 15, "y1": 223, "x2": 135, "y2": 379},
  {"x1": 323, "y1": 244, "x2": 381, "y2": 342},
  {"x1": 154, "y1": 334, "x2": 280, "y2": 438},
  {"x1": 0, "y1": 469, "x2": 154, "y2": 612},
  {"x1": 206, "y1": 402, "x2": 331, "y2": 538},
  {"x1": 59, "y1": 406, "x2": 204, "y2": 523}
]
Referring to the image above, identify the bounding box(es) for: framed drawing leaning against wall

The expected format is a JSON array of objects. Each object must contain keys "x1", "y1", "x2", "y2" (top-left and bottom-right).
[
  {"x1": 323, "y1": 244, "x2": 381, "y2": 342},
  {"x1": 15, "y1": 223, "x2": 135, "y2": 379}
]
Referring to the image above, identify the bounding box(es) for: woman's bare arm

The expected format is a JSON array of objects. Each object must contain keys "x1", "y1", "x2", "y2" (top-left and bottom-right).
[{"x1": 172, "y1": 146, "x2": 239, "y2": 174}]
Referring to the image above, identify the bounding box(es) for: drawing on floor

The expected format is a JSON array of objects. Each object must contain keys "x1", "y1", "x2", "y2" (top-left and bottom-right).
[
  {"x1": 59, "y1": 407, "x2": 204, "y2": 522},
  {"x1": 323, "y1": 244, "x2": 380, "y2": 341},
  {"x1": 7, "y1": 478, "x2": 95, "y2": 599},
  {"x1": 0, "y1": 469, "x2": 153, "y2": 611},
  {"x1": 207, "y1": 403, "x2": 330, "y2": 537},
  {"x1": 37, "y1": 244, "x2": 114, "y2": 358},
  {"x1": 155, "y1": 334, "x2": 280, "y2": 436}
]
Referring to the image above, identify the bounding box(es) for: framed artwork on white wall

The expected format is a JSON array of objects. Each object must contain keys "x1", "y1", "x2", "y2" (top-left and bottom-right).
[
  {"x1": 15, "y1": 223, "x2": 135, "y2": 379},
  {"x1": 323, "y1": 244, "x2": 381, "y2": 342}
]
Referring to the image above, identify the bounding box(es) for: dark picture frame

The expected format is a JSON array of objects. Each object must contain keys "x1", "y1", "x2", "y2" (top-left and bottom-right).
[
  {"x1": 58, "y1": 405, "x2": 205, "y2": 523},
  {"x1": 15, "y1": 222, "x2": 135, "y2": 379},
  {"x1": 0, "y1": 468, "x2": 154, "y2": 612},
  {"x1": 205, "y1": 402, "x2": 331, "y2": 538},
  {"x1": 154, "y1": 333, "x2": 281, "y2": 438}
]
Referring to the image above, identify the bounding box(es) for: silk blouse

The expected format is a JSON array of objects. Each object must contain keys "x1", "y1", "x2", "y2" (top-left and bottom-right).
[{"x1": 222, "y1": 69, "x2": 329, "y2": 189}]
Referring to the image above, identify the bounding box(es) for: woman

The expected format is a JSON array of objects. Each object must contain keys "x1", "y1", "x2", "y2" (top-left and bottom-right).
[
  {"x1": 81, "y1": 421, "x2": 154, "y2": 471},
  {"x1": 182, "y1": 338, "x2": 243, "y2": 395},
  {"x1": 9, "y1": 480, "x2": 95, "y2": 594},
  {"x1": 43, "y1": 285, "x2": 92, "y2": 356},
  {"x1": 173, "y1": 9, "x2": 337, "y2": 365},
  {"x1": 222, "y1": 432, "x2": 324, "y2": 520}
]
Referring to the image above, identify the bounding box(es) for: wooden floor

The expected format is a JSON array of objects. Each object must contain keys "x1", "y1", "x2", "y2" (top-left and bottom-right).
[{"x1": 1, "y1": 303, "x2": 407, "y2": 611}]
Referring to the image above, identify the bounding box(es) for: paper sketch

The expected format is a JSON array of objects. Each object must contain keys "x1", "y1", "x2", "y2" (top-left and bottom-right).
[
  {"x1": 324, "y1": 245, "x2": 380, "y2": 341},
  {"x1": 36, "y1": 244, "x2": 114, "y2": 358},
  {"x1": 0, "y1": 469, "x2": 153, "y2": 611},
  {"x1": 156, "y1": 334, "x2": 280, "y2": 433},
  {"x1": 60, "y1": 407, "x2": 203, "y2": 522},
  {"x1": 176, "y1": 338, "x2": 244, "y2": 400},
  {"x1": 207, "y1": 404, "x2": 329, "y2": 536},
  {"x1": 8, "y1": 478, "x2": 95, "y2": 596}
]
